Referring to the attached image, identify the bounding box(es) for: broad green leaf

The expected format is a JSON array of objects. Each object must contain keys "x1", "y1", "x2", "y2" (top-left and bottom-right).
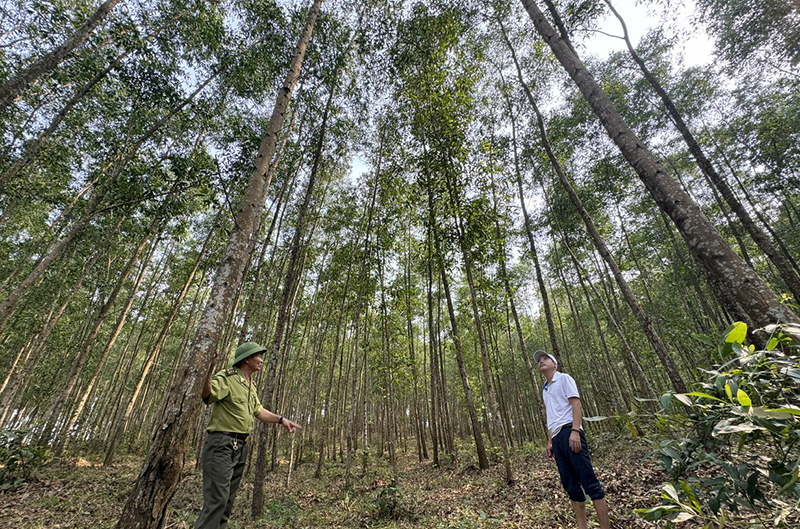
[
  {"x1": 685, "y1": 391, "x2": 724, "y2": 402},
  {"x1": 725, "y1": 384, "x2": 733, "y2": 402},
  {"x1": 668, "y1": 512, "x2": 696, "y2": 522},
  {"x1": 583, "y1": 416, "x2": 609, "y2": 422},
  {"x1": 766, "y1": 337, "x2": 779, "y2": 350},
  {"x1": 712, "y1": 419, "x2": 765, "y2": 436},
  {"x1": 663, "y1": 483, "x2": 680, "y2": 502},
  {"x1": 723, "y1": 321, "x2": 747, "y2": 344},
  {"x1": 737, "y1": 388, "x2": 752, "y2": 406},
  {"x1": 674, "y1": 393, "x2": 693, "y2": 406},
  {"x1": 660, "y1": 393, "x2": 672, "y2": 410}
]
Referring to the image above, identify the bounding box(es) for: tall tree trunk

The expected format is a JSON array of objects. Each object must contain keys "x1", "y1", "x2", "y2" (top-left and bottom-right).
[
  {"x1": 115, "y1": 0, "x2": 322, "y2": 525},
  {"x1": 604, "y1": 0, "x2": 800, "y2": 304},
  {"x1": 426, "y1": 224, "x2": 441, "y2": 467},
  {"x1": 519, "y1": 54, "x2": 687, "y2": 391},
  {"x1": 253, "y1": 59, "x2": 335, "y2": 516},
  {"x1": 518, "y1": 0, "x2": 800, "y2": 328},
  {"x1": 499, "y1": 26, "x2": 560, "y2": 361},
  {"x1": 404, "y1": 225, "x2": 428, "y2": 461},
  {"x1": 344, "y1": 139, "x2": 381, "y2": 488},
  {"x1": 444, "y1": 172, "x2": 514, "y2": 481},
  {"x1": 490, "y1": 175, "x2": 547, "y2": 435},
  {"x1": 0, "y1": 190, "x2": 103, "y2": 334},
  {"x1": 433, "y1": 223, "x2": 489, "y2": 469},
  {"x1": 0, "y1": 0, "x2": 123, "y2": 112}
]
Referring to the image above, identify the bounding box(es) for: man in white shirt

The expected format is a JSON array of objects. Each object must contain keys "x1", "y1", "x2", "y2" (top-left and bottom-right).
[{"x1": 535, "y1": 349, "x2": 610, "y2": 529}]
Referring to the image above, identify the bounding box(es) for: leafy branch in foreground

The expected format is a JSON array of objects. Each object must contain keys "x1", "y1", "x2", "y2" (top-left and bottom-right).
[{"x1": 636, "y1": 322, "x2": 800, "y2": 527}]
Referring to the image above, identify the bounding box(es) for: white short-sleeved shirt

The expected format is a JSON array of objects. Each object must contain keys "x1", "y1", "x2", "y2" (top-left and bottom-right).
[{"x1": 542, "y1": 371, "x2": 581, "y2": 436}]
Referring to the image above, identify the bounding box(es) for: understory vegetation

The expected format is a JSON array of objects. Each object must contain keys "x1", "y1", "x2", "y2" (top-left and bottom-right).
[{"x1": 0, "y1": 0, "x2": 799, "y2": 527}]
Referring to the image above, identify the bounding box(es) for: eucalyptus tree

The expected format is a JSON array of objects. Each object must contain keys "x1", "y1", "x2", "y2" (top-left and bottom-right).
[
  {"x1": 253, "y1": 16, "x2": 355, "y2": 512},
  {"x1": 0, "y1": 0, "x2": 124, "y2": 112},
  {"x1": 601, "y1": 1, "x2": 800, "y2": 305},
  {"x1": 392, "y1": 2, "x2": 498, "y2": 471},
  {"x1": 115, "y1": 0, "x2": 324, "y2": 526},
  {"x1": 515, "y1": 0, "x2": 800, "y2": 328}
]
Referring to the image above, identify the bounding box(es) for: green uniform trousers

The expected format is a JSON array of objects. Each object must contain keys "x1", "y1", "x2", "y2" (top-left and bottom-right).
[{"x1": 195, "y1": 431, "x2": 249, "y2": 529}]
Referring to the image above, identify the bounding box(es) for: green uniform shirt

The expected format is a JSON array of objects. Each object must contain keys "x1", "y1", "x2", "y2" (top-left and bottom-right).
[{"x1": 205, "y1": 367, "x2": 263, "y2": 434}]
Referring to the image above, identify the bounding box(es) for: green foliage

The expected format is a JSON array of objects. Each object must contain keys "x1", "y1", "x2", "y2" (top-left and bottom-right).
[
  {"x1": 0, "y1": 429, "x2": 50, "y2": 490},
  {"x1": 637, "y1": 322, "x2": 800, "y2": 526},
  {"x1": 373, "y1": 478, "x2": 404, "y2": 520},
  {"x1": 263, "y1": 496, "x2": 300, "y2": 527}
]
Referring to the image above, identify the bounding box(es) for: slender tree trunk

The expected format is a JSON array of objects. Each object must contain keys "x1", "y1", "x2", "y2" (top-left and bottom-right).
[
  {"x1": 0, "y1": 0, "x2": 123, "y2": 112},
  {"x1": 40, "y1": 219, "x2": 153, "y2": 446},
  {"x1": 115, "y1": 1, "x2": 321, "y2": 524},
  {"x1": 444, "y1": 174, "x2": 513, "y2": 481},
  {"x1": 344, "y1": 139, "x2": 381, "y2": 488},
  {"x1": 426, "y1": 224, "x2": 441, "y2": 467},
  {"x1": 253, "y1": 57, "x2": 334, "y2": 515},
  {"x1": 433, "y1": 226, "x2": 489, "y2": 469},
  {"x1": 490, "y1": 175, "x2": 547, "y2": 434},
  {"x1": 518, "y1": 0, "x2": 799, "y2": 328},
  {"x1": 56, "y1": 232, "x2": 163, "y2": 454},
  {"x1": 0, "y1": 190, "x2": 103, "y2": 334},
  {"x1": 518, "y1": 53, "x2": 687, "y2": 392},
  {"x1": 404, "y1": 226, "x2": 428, "y2": 461},
  {"x1": 604, "y1": 0, "x2": 800, "y2": 303},
  {"x1": 0, "y1": 13, "x2": 182, "y2": 188},
  {"x1": 499, "y1": 27, "x2": 560, "y2": 360}
]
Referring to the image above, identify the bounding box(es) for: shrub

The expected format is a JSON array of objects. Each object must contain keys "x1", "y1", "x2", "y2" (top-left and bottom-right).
[
  {"x1": 373, "y1": 478, "x2": 404, "y2": 519},
  {"x1": 636, "y1": 322, "x2": 800, "y2": 527},
  {"x1": 0, "y1": 429, "x2": 50, "y2": 490}
]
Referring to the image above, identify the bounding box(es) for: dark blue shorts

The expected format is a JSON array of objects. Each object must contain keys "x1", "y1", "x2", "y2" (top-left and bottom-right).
[{"x1": 552, "y1": 426, "x2": 605, "y2": 502}]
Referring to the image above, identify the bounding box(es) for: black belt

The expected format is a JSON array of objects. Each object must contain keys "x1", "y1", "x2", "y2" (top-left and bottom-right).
[{"x1": 211, "y1": 430, "x2": 250, "y2": 442}]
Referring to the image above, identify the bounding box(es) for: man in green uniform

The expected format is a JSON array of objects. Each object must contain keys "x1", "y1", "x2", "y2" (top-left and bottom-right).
[{"x1": 195, "y1": 341, "x2": 301, "y2": 529}]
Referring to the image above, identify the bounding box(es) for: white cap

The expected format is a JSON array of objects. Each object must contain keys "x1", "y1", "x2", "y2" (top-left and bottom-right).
[{"x1": 533, "y1": 349, "x2": 558, "y2": 365}]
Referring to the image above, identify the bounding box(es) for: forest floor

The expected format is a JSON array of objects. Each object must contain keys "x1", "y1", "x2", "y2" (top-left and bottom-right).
[{"x1": 0, "y1": 433, "x2": 786, "y2": 528}]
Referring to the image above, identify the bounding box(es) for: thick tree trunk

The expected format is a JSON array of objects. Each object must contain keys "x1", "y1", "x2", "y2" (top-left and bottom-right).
[
  {"x1": 604, "y1": 0, "x2": 800, "y2": 304},
  {"x1": 519, "y1": 0, "x2": 800, "y2": 328},
  {"x1": 517, "y1": 53, "x2": 687, "y2": 392},
  {"x1": 114, "y1": 0, "x2": 321, "y2": 525}
]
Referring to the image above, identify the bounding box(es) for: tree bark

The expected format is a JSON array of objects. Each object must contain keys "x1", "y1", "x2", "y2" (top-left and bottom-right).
[
  {"x1": 114, "y1": 0, "x2": 322, "y2": 525},
  {"x1": 0, "y1": 0, "x2": 123, "y2": 112},
  {"x1": 518, "y1": 0, "x2": 799, "y2": 328}
]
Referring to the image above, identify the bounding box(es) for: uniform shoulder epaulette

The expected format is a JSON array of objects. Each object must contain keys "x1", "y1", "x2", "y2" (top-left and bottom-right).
[{"x1": 225, "y1": 368, "x2": 238, "y2": 376}]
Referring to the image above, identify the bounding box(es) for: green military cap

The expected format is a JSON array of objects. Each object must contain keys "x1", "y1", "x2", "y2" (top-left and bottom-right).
[{"x1": 232, "y1": 342, "x2": 267, "y2": 366}]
